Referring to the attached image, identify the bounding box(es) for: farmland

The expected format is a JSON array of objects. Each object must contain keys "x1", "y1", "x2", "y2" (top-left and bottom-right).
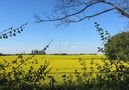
[
  {"x1": 0, "y1": 55, "x2": 127, "y2": 83},
  {"x1": 0, "y1": 54, "x2": 129, "y2": 90}
]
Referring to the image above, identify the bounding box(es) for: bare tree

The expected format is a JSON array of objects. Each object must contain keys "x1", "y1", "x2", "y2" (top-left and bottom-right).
[{"x1": 34, "y1": 0, "x2": 129, "y2": 25}]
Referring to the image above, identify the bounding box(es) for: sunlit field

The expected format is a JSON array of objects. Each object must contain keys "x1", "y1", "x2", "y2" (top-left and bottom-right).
[{"x1": 0, "y1": 55, "x2": 128, "y2": 84}]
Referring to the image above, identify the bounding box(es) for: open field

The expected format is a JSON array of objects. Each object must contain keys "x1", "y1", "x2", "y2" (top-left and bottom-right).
[{"x1": 0, "y1": 55, "x2": 128, "y2": 84}]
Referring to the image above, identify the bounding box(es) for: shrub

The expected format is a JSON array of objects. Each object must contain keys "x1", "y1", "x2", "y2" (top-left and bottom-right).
[{"x1": 105, "y1": 32, "x2": 129, "y2": 60}]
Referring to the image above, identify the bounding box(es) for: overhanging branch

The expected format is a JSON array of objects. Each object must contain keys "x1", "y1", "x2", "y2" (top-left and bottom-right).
[
  {"x1": 101, "y1": 1, "x2": 129, "y2": 18},
  {"x1": 34, "y1": 0, "x2": 129, "y2": 24},
  {"x1": 34, "y1": 1, "x2": 101, "y2": 23},
  {"x1": 71, "y1": 8, "x2": 114, "y2": 23}
]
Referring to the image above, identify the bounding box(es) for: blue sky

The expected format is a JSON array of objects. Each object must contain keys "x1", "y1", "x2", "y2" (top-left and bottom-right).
[{"x1": 0, "y1": 0, "x2": 128, "y2": 54}]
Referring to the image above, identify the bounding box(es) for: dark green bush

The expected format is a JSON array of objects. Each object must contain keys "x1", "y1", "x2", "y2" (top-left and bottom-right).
[{"x1": 105, "y1": 32, "x2": 129, "y2": 60}]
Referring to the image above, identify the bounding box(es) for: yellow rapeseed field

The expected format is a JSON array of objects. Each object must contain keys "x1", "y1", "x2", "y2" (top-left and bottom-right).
[{"x1": 0, "y1": 55, "x2": 127, "y2": 84}]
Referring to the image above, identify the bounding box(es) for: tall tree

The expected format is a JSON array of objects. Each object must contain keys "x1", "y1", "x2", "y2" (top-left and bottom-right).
[{"x1": 35, "y1": 0, "x2": 129, "y2": 25}]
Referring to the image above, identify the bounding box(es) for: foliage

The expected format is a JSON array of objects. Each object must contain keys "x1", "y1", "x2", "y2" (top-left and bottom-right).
[
  {"x1": 95, "y1": 22, "x2": 129, "y2": 61},
  {"x1": 95, "y1": 22, "x2": 129, "y2": 60},
  {"x1": 0, "y1": 55, "x2": 129, "y2": 90},
  {"x1": 105, "y1": 32, "x2": 129, "y2": 61},
  {"x1": 95, "y1": 22, "x2": 111, "y2": 53},
  {"x1": 0, "y1": 55, "x2": 51, "y2": 90},
  {"x1": 1, "y1": 22, "x2": 129, "y2": 89},
  {"x1": 0, "y1": 40, "x2": 54, "y2": 90},
  {"x1": 57, "y1": 58, "x2": 129, "y2": 90},
  {"x1": 0, "y1": 22, "x2": 28, "y2": 39}
]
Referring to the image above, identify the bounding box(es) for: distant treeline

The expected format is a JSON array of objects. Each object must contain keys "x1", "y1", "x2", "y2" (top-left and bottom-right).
[{"x1": 0, "y1": 52, "x2": 97, "y2": 56}]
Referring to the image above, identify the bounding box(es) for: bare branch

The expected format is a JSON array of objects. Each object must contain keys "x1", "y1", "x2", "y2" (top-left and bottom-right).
[
  {"x1": 34, "y1": 1, "x2": 101, "y2": 23},
  {"x1": 34, "y1": 0, "x2": 129, "y2": 25},
  {"x1": 69, "y1": 8, "x2": 114, "y2": 23},
  {"x1": 101, "y1": 1, "x2": 129, "y2": 18}
]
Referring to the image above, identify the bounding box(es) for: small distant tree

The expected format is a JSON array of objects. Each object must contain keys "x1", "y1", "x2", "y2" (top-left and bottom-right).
[
  {"x1": 31, "y1": 50, "x2": 34, "y2": 54},
  {"x1": 0, "y1": 53, "x2": 3, "y2": 56},
  {"x1": 18, "y1": 54, "x2": 23, "y2": 58}
]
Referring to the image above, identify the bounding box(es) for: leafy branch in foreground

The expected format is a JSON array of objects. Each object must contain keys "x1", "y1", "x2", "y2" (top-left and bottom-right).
[
  {"x1": 0, "y1": 22, "x2": 28, "y2": 39},
  {"x1": 0, "y1": 39, "x2": 53, "y2": 88},
  {"x1": 94, "y1": 22, "x2": 111, "y2": 53}
]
